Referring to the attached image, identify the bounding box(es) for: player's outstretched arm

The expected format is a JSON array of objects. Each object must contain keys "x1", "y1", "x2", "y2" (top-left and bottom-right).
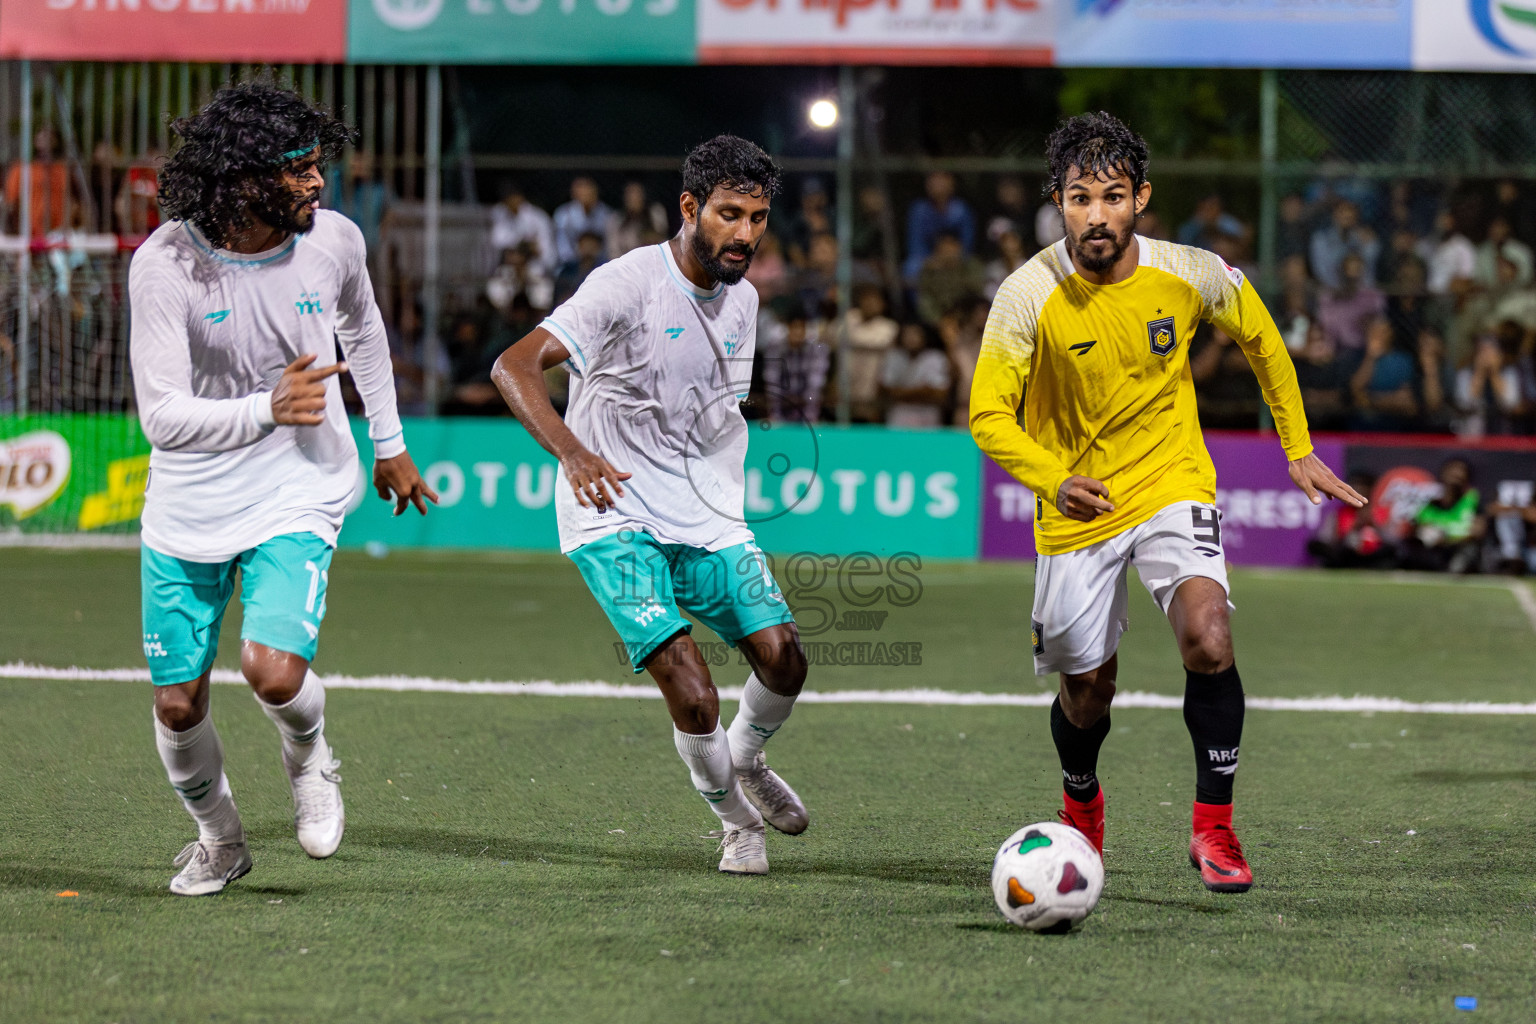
[
  {"x1": 374, "y1": 452, "x2": 439, "y2": 517},
  {"x1": 1288, "y1": 453, "x2": 1367, "y2": 508},
  {"x1": 491, "y1": 328, "x2": 631, "y2": 512}
]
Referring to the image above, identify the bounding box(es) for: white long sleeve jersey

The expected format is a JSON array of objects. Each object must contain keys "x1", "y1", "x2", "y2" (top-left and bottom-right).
[{"x1": 130, "y1": 211, "x2": 405, "y2": 562}]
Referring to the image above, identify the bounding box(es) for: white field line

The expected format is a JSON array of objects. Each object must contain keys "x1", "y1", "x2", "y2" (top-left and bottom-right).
[
  {"x1": 4, "y1": 662, "x2": 1536, "y2": 716},
  {"x1": 1508, "y1": 580, "x2": 1536, "y2": 635}
]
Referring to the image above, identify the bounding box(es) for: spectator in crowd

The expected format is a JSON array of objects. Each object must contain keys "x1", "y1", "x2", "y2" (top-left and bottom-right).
[
  {"x1": 486, "y1": 241, "x2": 554, "y2": 315},
  {"x1": 1189, "y1": 325, "x2": 1261, "y2": 428},
  {"x1": 1276, "y1": 193, "x2": 1312, "y2": 264},
  {"x1": 1310, "y1": 200, "x2": 1380, "y2": 290},
  {"x1": 1308, "y1": 471, "x2": 1391, "y2": 568},
  {"x1": 1492, "y1": 179, "x2": 1536, "y2": 249},
  {"x1": 1135, "y1": 208, "x2": 1170, "y2": 242},
  {"x1": 1274, "y1": 254, "x2": 1316, "y2": 352},
  {"x1": 89, "y1": 140, "x2": 121, "y2": 234},
  {"x1": 1350, "y1": 316, "x2": 1419, "y2": 429},
  {"x1": 1034, "y1": 196, "x2": 1063, "y2": 249},
  {"x1": 837, "y1": 283, "x2": 901, "y2": 423},
  {"x1": 1420, "y1": 208, "x2": 1477, "y2": 298},
  {"x1": 1400, "y1": 458, "x2": 1485, "y2": 573},
  {"x1": 1415, "y1": 327, "x2": 1451, "y2": 431},
  {"x1": 745, "y1": 230, "x2": 791, "y2": 302},
  {"x1": 446, "y1": 311, "x2": 511, "y2": 416},
  {"x1": 764, "y1": 312, "x2": 830, "y2": 424},
  {"x1": 1317, "y1": 253, "x2": 1386, "y2": 353},
  {"x1": 789, "y1": 231, "x2": 840, "y2": 319},
  {"x1": 607, "y1": 181, "x2": 668, "y2": 257},
  {"x1": 905, "y1": 171, "x2": 975, "y2": 282},
  {"x1": 882, "y1": 321, "x2": 951, "y2": 427},
  {"x1": 985, "y1": 176, "x2": 1031, "y2": 253},
  {"x1": 940, "y1": 296, "x2": 989, "y2": 427},
  {"x1": 553, "y1": 230, "x2": 607, "y2": 307},
  {"x1": 1386, "y1": 256, "x2": 1437, "y2": 351},
  {"x1": 786, "y1": 177, "x2": 833, "y2": 268},
  {"x1": 916, "y1": 231, "x2": 985, "y2": 326},
  {"x1": 1484, "y1": 254, "x2": 1536, "y2": 331},
  {"x1": 985, "y1": 225, "x2": 1029, "y2": 300},
  {"x1": 851, "y1": 184, "x2": 893, "y2": 265},
  {"x1": 113, "y1": 145, "x2": 162, "y2": 240},
  {"x1": 1292, "y1": 322, "x2": 1352, "y2": 431},
  {"x1": 553, "y1": 176, "x2": 615, "y2": 265},
  {"x1": 1177, "y1": 193, "x2": 1249, "y2": 252},
  {"x1": 489, "y1": 180, "x2": 556, "y2": 274},
  {"x1": 1474, "y1": 215, "x2": 1533, "y2": 289},
  {"x1": 329, "y1": 151, "x2": 391, "y2": 262},
  {"x1": 1454, "y1": 322, "x2": 1534, "y2": 436},
  {"x1": 1488, "y1": 483, "x2": 1536, "y2": 575},
  {"x1": 4, "y1": 126, "x2": 78, "y2": 235}
]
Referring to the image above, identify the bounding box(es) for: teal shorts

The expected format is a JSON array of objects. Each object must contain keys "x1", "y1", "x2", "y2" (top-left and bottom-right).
[
  {"x1": 141, "y1": 532, "x2": 333, "y2": 685},
  {"x1": 568, "y1": 531, "x2": 795, "y2": 673}
]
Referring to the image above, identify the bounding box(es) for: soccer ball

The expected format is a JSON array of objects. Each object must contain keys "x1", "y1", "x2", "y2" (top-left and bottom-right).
[{"x1": 990, "y1": 821, "x2": 1104, "y2": 932}]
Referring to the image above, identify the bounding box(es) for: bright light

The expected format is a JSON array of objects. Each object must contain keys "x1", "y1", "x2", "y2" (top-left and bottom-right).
[{"x1": 808, "y1": 99, "x2": 839, "y2": 130}]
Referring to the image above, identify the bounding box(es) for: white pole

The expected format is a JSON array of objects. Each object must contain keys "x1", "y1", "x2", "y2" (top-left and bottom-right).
[
  {"x1": 422, "y1": 64, "x2": 443, "y2": 417},
  {"x1": 834, "y1": 65, "x2": 854, "y2": 426}
]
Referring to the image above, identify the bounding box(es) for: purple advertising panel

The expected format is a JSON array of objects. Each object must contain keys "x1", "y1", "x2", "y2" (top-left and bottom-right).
[{"x1": 981, "y1": 433, "x2": 1348, "y2": 567}]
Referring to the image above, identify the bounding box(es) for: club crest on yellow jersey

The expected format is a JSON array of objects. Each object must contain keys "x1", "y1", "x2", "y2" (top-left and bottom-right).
[{"x1": 1147, "y1": 316, "x2": 1177, "y2": 356}]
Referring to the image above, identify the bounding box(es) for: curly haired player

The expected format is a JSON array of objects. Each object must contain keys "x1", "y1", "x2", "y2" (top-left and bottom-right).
[
  {"x1": 971, "y1": 112, "x2": 1366, "y2": 892},
  {"x1": 132, "y1": 80, "x2": 436, "y2": 895}
]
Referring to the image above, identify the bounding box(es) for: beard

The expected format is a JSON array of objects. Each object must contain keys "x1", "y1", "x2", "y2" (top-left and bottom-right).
[
  {"x1": 1067, "y1": 220, "x2": 1135, "y2": 274},
  {"x1": 691, "y1": 229, "x2": 755, "y2": 285},
  {"x1": 250, "y1": 182, "x2": 320, "y2": 236}
]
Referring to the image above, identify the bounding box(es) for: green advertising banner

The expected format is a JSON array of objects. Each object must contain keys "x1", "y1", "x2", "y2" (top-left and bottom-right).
[
  {"x1": 0, "y1": 415, "x2": 151, "y2": 536},
  {"x1": 348, "y1": 0, "x2": 695, "y2": 64},
  {"x1": 343, "y1": 418, "x2": 980, "y2": 559}
]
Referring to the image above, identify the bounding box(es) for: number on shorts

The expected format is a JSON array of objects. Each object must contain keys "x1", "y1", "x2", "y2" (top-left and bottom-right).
[
  {"x1": 1190, "y1": 507, "x2": 1221, "y2": 546},
  {"x1": 303, "y1": 560, "x2": 328, "y2": 616}
]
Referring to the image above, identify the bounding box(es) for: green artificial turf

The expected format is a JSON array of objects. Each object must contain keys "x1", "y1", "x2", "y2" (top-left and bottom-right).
[{"x1": 1, "y1": 549, "x2": 1533, "y2": 1023}]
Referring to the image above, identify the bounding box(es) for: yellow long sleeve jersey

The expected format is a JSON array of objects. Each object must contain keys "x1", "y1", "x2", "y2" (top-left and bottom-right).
[{"x1": 970, "y1": 236, "x2": 1314, "y2": 555}]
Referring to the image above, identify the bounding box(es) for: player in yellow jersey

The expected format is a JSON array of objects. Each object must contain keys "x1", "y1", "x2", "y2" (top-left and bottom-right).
[{"x1": 971, "y1": 112, "x2": 1366, "y2": 893}]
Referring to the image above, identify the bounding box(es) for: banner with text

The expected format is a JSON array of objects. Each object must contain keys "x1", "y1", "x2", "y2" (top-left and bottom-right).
[
  {"x1": 0, "y1": 415, "x2": 151, "y2": 537},
  {"x1": 0, "y1": 0, "x2": 347, "y2": 62},
  {"x1": 1411, "y1": 0, "x2": 1536, "y2": 71}
]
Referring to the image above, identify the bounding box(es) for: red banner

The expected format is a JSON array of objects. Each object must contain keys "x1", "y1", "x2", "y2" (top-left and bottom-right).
[{"x1": 0, "y1": 0, "x2": 346, "y2": 62}]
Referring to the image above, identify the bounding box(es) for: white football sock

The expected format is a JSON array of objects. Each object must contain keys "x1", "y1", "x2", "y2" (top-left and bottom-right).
[
  {"x1": 726, "y1": 673, "x2": 798, "y2": 770},
  {"x1": 256, "y1": 669, "x2": 328, "y2": 770},
  {"x1": 155, "y1": 714, "x2": 243, "y2": 844},
  {"x1": 673, "y1": 725, "x2": 761, "y2": 829}
]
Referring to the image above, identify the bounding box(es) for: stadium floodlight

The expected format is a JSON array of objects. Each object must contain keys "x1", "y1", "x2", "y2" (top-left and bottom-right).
[{"x1": 808, "y1": 98, "x2": 839, "y2": 130}]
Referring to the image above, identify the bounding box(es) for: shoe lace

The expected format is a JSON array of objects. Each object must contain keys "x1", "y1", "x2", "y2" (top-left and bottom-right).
[
  {"x1": 739, "y1": 759, "x2": 794, "y2": 815},
  {"x1": 702, "y1": 826, "x2": 764, "y2": 858},
  {"x1": 293, "y1": 757, "x2": 343, "y2": 826},
  {"x1": 1202, "y1": 824, "x2": 1245, "y2": 861},
  {"x1": 173, "y1": 840, "x2": 206, "y2": 869}
]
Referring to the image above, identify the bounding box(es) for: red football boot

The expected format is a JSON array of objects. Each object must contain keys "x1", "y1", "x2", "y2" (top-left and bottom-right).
[
  {"x1": 1058, "y1": 789, "x2": 1105, "y2": 856},
  {"x1": 1189, "y1": 801, "x2": 1253, "y2": 893}
]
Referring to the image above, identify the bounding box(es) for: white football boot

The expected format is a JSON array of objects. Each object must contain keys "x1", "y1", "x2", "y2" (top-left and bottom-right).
[
  {"x1": 736, "y1": 751, "x2": 809, "y2": 835},
  {"x1": 287, "y1": 744, "x2": 345, "y2": 859},
  {"x1": 710, "y1": 823, "x2": 769, "y2": 875},
  {"x1": 169, "y1": 836, "x2": 252, "y2": 896}
]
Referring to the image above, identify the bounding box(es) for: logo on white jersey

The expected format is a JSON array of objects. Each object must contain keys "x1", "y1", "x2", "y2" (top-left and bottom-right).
[
  {"x1": 664, "y1": 327, "x2": 686, "y2": 339},
  {"x1": 204, "y1": 309, "x2": 231, "y2": 324},
  {"x1": 295, "y1": 291, "x2": 325, "y2": 316}
]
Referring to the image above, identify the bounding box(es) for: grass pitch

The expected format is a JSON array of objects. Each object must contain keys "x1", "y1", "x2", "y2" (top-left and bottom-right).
[{"x1": 1, "y1": 548, "x2": 1534, "y2": 1023}]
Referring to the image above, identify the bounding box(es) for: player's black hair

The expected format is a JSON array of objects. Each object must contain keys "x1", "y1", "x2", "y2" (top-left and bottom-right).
[
  {"x1": 159, "y1": 79, "x2": 357, "y2": 248},
  {"x1": 681, "y1": 135, "x2": 782, "y2": 206},
  {"x1": 1043, "y1": 111, "x2": 1150, "y2": 202}
]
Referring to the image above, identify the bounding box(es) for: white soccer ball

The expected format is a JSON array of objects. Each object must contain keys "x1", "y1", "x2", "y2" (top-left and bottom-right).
[{"x1": 990, "y1": 821, "x2": 1104, "y2": 932}]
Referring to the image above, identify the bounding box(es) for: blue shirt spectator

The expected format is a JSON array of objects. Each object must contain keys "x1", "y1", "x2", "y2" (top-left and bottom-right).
[
  {"x1": 553, "y1": 176, "x2": 616, "y2": 266},
  {"x1": 1176, "y1": 194, "x2": 1247, "y2": 251},
  {"x1": 904, "y1": 171, "x2": 975, "y2": 282},
  {"x1": 1310, "y1": 200, "x2": 1381, "y2": 290}
]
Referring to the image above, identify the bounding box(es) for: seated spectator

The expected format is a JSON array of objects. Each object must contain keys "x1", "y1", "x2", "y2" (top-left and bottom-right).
[
  {"x1": 115, "y1": 145, "x2": 162, "y2": 240},
  {"x1": 1475, "y1": 215, "x2": 1534, "y2": 289},
  {"x1": 916, "y1": 232, "x2": 985, "y2": 326},
  {"x1": 1492, "y1": 178, "x2": 1536, "y2": 249},
  {"x1": 553, "y1": 176, "x2": 615, "y2": 265},
  {"x1": 791, "y1": 231, "x2": 840, "y2": 319},
  {"x1": 745, "y1": 230, "x2": 790, "y2": 302},
  {"x1": 1485, "y1": 254, "x2": 1536, "y2": 331},
  {"x1": 1349, "y1": 316, "x2": 1419, "y2": 429},
  {"x1": 1387, "y1": 256, "x2": 1437, "y2": 351},
  {"x1": 764, "y1": 313, "x2": 830, "y2": 424},
  {"x1": 1034, "y1": 198, "x2": 1063, "y2": 249},
  {"x1": 1189, "y1": 325, "x2": 1260, "y2": 428},
  {"x1": 838, "y1": 283, "x2": 900, "y2": 423},
  {"x1": 1308, "y1": 472, "x2": 1392, "y2": 568},
  {"x1": 985, "y1": 226, "x2": 1029, "y2": 300},
  {"x1": 446, "y1": 313, "x2": 507, "y2": 416},
  {"x1": 1419, "y1": 209, "x2": 1476, "y2": 299},
  {"x1": 786, "y1": 177, "x2": 834, "y2": 268},
  {"x1": 608, "y1": 181, "x2": 668, "y2": 257},
  {"x1": 1400, "y1": 458, "x2": 1485, "y2": 574},
  {"x1": 1415, "y1": 328, "x2": 1452, "y2": 431},
  {"x1": 1276, "y1": 193, "x2": 1312, "y2": 263},
  {"x1": 940, "y1": 297, "x2": 989, "y2": 427},
  {"x1": 905, "y1": 171, "x2": 976, "y2": 282},
  {"x1": 882, "y1": 322, "x2": 952, "y2": 428},
  {"x1": 985, "y1": 175, "x2": 1031, "y2": 253},
  {"x1": 1454, "y1": 322, "x2": 1533, "y2": 436},
  {"x1": 1317, "y1": 253, "x2": 1386, "y2": 353},
  {"x1": 1310, "y1": 200, "x2": 1380, "y2": 290},
  {"x1": 1177, "y1": 193, "x2": 1248, "y2": 252},
  {"x1": 1273, "y1": 254, "x2": 1316, "y2": 352},
  {"x1": 553, "y1": 231, "x2": 607, "y2": 306},
  {"x1": 489, "y1": 180, "x2": 556, "y2": 274},
  {"x1": 486, "y1": 242, "x2": 554, "y2": 315},
  {"x1": 4, "y1": 126, "x2": 79, "y2": 235},
  {"x1": 1292, "y1": 323, "x2": 1352, "y2": 431},
  {"x1": 1488, "y1": 484, "x2": 1536, "y2": 575}
]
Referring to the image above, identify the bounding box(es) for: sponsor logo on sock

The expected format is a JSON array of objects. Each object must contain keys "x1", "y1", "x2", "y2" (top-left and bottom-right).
[
  {"x1": 1062, "y1": 770, "x2": 1097, "y2": 791},
  {"x1": 747, "y1": 723, "x2": 779, "y2": 738},
  {"x1": 173, "y1": 778, "x2": 215, "y2": 802},
  {"x1": 699, "y1": 788, "x2": 730, "y2": 804},
  {"x1": 1207, "y1": 747, "x2": 1239, "y2": 776}
]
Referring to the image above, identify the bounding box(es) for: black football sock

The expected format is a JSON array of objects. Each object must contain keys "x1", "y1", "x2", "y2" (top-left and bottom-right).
[
  {"x1": 1183, "y1": 663, "x2": 1245, "y2": 806},
  {"x1": 1050, "y1": 695, "x2": 1111, "y2": 801}
]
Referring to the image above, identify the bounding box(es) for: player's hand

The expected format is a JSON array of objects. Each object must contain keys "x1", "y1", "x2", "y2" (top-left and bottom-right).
[
  {"x1": 1288, "y1": 453, "x2": 1367, "y2": 508},
  {"x1": 374, "y1": 451, "x2": 439, "y2": 517},
  {"x1": 562, "y1": 447, "x2": 631, "y2": 512},
  {"x1": 1056, "y1": 475, "x2": 1115, "y2": 522},
  {"x1": 271, "y1": 353, "x2": 346, "y2": 426}
]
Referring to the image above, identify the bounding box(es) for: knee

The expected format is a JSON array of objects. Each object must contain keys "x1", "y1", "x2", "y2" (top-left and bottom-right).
[
  {"x1": 241, "y1": 643, "x2": 308, "y2": 704},
  {"x1": 1179, "y1": 619, "x2": 1233, "y2": 674},
  {"x1": 752, "y1": 640, "x2": 807, "y2": 697},
  {"x1": 1061, "y1": 667, "x2": 1117, "y2": 726},
  {"x1": 669, "y1": 672, "x2": 721, "y2": 734},
  {"x1": 153, "y1": 686, "x2": 204, "y2": 731}
]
